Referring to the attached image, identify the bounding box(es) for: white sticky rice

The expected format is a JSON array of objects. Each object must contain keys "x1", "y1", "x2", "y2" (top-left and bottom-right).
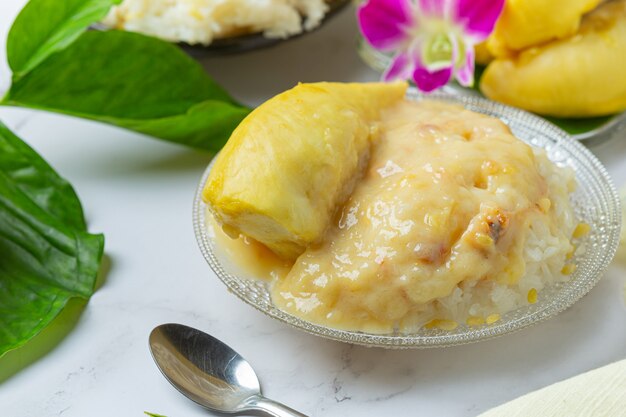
[
  {"x1": 406, "y1": 148, "x2": 578, "y2": 330},
  {"x1": 102, "y1": 0, "x2": 329, "y2": 45}
]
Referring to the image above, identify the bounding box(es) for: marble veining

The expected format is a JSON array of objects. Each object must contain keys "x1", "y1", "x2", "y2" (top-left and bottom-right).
[{"x1": 0, "y1": 0, "x2": 625, "y2": 416}]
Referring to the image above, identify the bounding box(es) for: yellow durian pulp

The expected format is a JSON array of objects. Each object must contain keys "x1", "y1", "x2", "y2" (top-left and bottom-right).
[
  {"x1": 487, "y1": 0, "x2": 602, "y2": 57},
  {"x1": 203, "y1": 81, "x2": 408, "y2": 260},
  {"x1": 481, "y1": 0, "x2": 626, "y2": 117},
  {"x1": 474, "y1": 41, "x2": 493, "y2": 65}
]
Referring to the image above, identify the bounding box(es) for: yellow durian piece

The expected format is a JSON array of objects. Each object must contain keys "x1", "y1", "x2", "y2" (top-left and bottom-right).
[
  {"x1": 474, "y1": 41, "x2": 493, "y2": 65},
  {"x1": 481, "y1": 0, "x2": 626, "y2": 117},
  {"x1": 203, "y1": 81, "x2": 408, "y2": 260},
  {"x1": 487, "y1": 0, "x2": 601, "y2": 57}
]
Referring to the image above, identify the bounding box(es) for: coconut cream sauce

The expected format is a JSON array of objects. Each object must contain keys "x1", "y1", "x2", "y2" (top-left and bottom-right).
[{"x1": 209, "y1": 100, "x2": 565, "y2": 332}]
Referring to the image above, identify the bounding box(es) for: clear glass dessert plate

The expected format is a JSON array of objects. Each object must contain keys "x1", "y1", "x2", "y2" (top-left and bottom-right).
[{"x1": 193, "y1": 89, "x2": 621, "y2": 349}]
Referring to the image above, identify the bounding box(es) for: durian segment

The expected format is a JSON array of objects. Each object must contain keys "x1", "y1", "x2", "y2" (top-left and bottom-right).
[
  {"x1": 481, "y1": 0, "x2": 626, "y2": 118},
  {"x1": 203, "y1": 81, "x2": 408, "y2": 260},
  {"x1": 474, "y1": 41, "x2": 493, "y2": 65},
  {"x1": 487, "y1": 0, "x2": 601, "y2": 57}
]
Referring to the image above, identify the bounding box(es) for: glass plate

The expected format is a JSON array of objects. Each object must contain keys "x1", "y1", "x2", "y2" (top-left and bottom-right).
[{"x1": 193, "y1": 89, "x2": 621, "y2": 348}]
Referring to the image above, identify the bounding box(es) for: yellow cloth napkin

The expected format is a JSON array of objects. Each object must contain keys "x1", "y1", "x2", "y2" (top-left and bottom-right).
[{"x1": 479, "y1": 360, "x2": 626, "y2": 417}]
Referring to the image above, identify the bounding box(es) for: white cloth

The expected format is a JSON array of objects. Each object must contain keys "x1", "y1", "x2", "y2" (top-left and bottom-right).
[{"x1": 479, "y1": 359, "x2": 626, "y2": 417}]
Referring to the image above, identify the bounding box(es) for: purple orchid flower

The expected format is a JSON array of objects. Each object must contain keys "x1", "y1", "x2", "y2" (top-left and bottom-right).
[{"x1": 358, "y1": 0, "x2": 505, "y2": 92}]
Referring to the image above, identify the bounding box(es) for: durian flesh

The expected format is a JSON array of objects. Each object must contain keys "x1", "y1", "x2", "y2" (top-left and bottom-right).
[
  {"x1": 203, "y1": 82, "x2": 408, "y2": 260},
  {"x1": 481, "y1": 0, "x2": 626, "y2": 118},
  {"x1": 487, "y1": 0, "x2": 602, "y2": 57}
]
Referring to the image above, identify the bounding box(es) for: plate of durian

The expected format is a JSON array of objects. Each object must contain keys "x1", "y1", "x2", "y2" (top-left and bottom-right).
[{"x1": 193, "y1": 81, "x2": 620, "y2": 348}]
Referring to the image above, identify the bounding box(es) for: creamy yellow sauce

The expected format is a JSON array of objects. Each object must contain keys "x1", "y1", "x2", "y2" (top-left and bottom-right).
[
  {"x1": 208, "y1": 215, "x2": 291, "y2": 281},
  {"x1": 209, "y1": 100, "x2": 572, "y2": 333}
]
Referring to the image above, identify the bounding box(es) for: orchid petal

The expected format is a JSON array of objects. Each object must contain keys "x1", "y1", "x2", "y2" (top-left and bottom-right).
[
  {"x1": 455, "y1": 46, "x2": 475, "y2": 87},
  {"x1": 455, "y1": 0, "x2": 505, "y2": 40},
  {"x1": 358, "y1": 0, "x2": 413, "y2": 51},
  {"x1": 413, "y1": 62, "x2": 453, "y2": 92},
  {"x1": 383, "y1": 52, "x2": 415, "y2": 81},
  {"x1": 418, "y1": 0, "x2": 446, "y2": 17}
]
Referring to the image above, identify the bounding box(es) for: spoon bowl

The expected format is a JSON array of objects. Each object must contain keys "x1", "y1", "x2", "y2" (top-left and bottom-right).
[{"x1": 149, "y1": 323, "x2": 307, "y2": 417}]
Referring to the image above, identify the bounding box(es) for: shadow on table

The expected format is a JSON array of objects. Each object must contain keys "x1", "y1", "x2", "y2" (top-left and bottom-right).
[
  {"x1": 92, "y1": 147, "x2": 213, "y2": 178},
  {"x1": 196, "y1": 4, "x2": 378, "y2": 107},
  {"x1": 0, "y1": 255, "x2": 113, "y2": 384},
  {"x1": 60, "y1": 125, "x2": 214, "y2": 179}
]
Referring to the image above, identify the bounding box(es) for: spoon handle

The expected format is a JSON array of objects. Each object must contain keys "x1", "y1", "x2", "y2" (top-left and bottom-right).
[{"x1": 245, "y1": 395, "x2": 309, "y2": 417}]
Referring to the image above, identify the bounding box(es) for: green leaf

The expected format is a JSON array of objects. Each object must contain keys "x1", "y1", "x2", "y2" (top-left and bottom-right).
[
  {"x1": 0, "y1": 122, "x2": 104, "y2": 357},
  {"x1": 7, "y1": 0, "x2": 121, "y2": 79},
  {"x1": 144, "y1": 413, "x2": 167, "y2": 417},
  {"x1": 4, "y1": 30, "x2": 251, "y2": 151},
  {"x1": 542, "y1": 115, "x2": 615, "y2": 136},
  {"x1": 0, "y1": 122, "x2": 86, "y2": 230}
]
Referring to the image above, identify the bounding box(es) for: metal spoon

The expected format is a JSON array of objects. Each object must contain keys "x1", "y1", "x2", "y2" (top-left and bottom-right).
[{"x1": 149, "y1": 323, "x2": 308, "y2": 417}]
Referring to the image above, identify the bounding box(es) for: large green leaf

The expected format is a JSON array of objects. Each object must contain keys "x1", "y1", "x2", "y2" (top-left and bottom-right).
[
  {"x1": 4, "y1": 30, "x2": 251, "y2": 151},
  {"x1": 0, "y1": 122, "x2": 104, "y2": 356},
  {"x1": 7, "y1": 0, "x2": 122, "y2": 79}
]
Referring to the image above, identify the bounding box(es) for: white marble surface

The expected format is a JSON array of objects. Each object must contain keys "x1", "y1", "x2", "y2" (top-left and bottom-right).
[{"x1": 0, "y1": 1, "x2": 625, "y2": 416}]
